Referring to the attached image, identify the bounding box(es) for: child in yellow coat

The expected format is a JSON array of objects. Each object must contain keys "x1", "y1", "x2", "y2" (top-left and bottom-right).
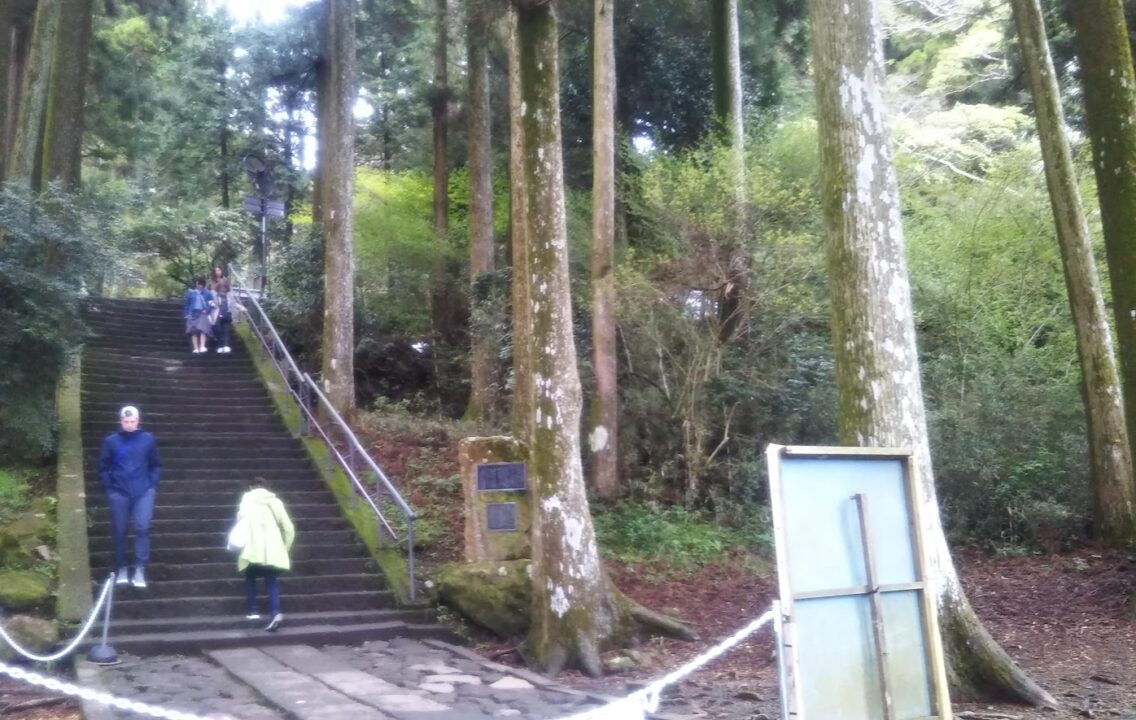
[{"x1": 236, "y1": 478, "x2": 295, "y2": 631}]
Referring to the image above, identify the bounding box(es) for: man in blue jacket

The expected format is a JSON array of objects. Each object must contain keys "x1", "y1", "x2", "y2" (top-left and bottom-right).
[{"x1": 97, "y1": 406, "x2": 162, "y2": 588}]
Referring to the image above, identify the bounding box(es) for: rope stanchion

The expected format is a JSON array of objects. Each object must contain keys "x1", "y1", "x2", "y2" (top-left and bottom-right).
[
  {"x1": 0, "y1": 576, "x2": 114, "y2": 663},
  {"x1": 557, "y1": 605, "x2": 777, "y2": 720}
]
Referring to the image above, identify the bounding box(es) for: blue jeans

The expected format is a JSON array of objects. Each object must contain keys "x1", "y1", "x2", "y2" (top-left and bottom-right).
[
  {"x1": 244, "y1": 565, "x2": 280, "y2": 615},
  {"x1": 106, "y1": 488, "x2": 155, "y2": 570}
]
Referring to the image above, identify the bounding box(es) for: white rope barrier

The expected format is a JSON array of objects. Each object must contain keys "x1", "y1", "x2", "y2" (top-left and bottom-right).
[
  {"x1": 0, "y1": 576, "x2": 114, "y2": 663},
  {"x1": 0, "y1": 661, "x2": 223, "y2": 720},
  {"x1": 557, "y1": 605, "x2": 777, "y2": 720}
]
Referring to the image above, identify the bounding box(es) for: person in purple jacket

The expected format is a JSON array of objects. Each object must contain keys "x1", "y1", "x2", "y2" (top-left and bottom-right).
[{"x1": 97, "y1": 405, "x2": 162, "y2": 588}]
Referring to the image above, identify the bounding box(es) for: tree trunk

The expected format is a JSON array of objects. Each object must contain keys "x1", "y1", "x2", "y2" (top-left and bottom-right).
[
  {"x1": 513, "y1": 0, "x2": 625, "y2": 677},
  {"x1": 42, "y1": 0, "x2": 92, "y2": 190},
  {"x1": 319, "y1": 0, "x2": 357, "y2": 416},
  {"x1": 588, "y1": 0, "x2": 618, "y2": 500},
  {"x1": 1013, "y1": 0, "x2": 1136, "y2": 541},
  {"x1": 709, "y1": 0, "x2": 747, "y2": 343},
  {"x1": 0, "y1": 1, "x2": 13, "y2": 181},
  {"x1": 430, "y1": 0, "x2": 455, "y2": 347},
  {"x1": 464, "y1": 0, "x2": 495, "y2": 423},
  {"x1": 219, "y1": 126, "x2": 230, "y2": 208},
  {"x1": 508, "y1": 4, "x2": 533, "y2": 441},
  {"x1": 312, "y1": 55, "x2": 328, "y2": 226},
  {"x1": 7, "y1": 0, "x2": 60, "y2": 190},
  {"x1": 1070, "y1": 0, "x2": 1136, "y2": 489},
  {"x1": 808, "y1": 0, "x2": 1057, "y2": 706}
]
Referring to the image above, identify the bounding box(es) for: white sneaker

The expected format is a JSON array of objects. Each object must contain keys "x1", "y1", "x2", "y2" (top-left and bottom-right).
[
  {"x1": 245, "y1": 613, "x2": 261, "y2": 620},
  {"x1": 115, "y1": 568, "x2": 130, "y2": 585},
  {"x1": 131, "y1": 567, "x2": 147, "y2": 589},
  {"x1": 222, "y1": 346, "x2": 231, "y2": 353},
  {"x1": 265, "y1": 613, "x2": 283, "y2": 632}
]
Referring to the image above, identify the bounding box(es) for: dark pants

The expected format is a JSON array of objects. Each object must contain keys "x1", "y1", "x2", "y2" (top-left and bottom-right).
[
  {"x1": 244, "y1": 565, "x2": 280, "y2": 615},
  {"x1": 214, "y1": 316, "x2": 232, "y2": 348},
  {"x1": 107, "y1": 488, "x2": 155, "y2": 570}
]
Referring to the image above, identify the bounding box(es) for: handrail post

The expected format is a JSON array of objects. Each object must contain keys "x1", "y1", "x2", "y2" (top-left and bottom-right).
[{"x1": 407, "y1": 522, "x2": 416, "y2": 602}]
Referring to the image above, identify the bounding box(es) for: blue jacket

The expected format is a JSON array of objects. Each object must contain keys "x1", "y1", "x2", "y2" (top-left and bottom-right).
[
  {"x1": 98, "y1": 430, "x2": 162, "y2": 497},
  {"x1": 183, "y1": 287, "x2": 214, "y2": 317}
]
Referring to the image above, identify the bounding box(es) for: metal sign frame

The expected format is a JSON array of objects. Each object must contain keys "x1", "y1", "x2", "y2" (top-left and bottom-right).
[{"x1": 766, "y1": 444, "x2": 952, "y2": 720}]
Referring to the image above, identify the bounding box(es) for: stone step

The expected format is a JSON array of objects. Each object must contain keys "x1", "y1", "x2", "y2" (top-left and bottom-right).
[
  {"x1": 81, "y1": 355, "x2": 257, "y2": 372},
  {"x1": 85, "y1": 467, "x2": 325, "y2": 482},
  {"x1": 82, "y1": 443, "x2": 308, "y2": 460},
  {"x1": 91, "y1": 558, "x2": 374, "y2": 582},
  {"x1": 106, "y1": 589, "x2": 396, "y2": 619},
  {"x1": 88, "y1": 514, "x2": 349, "y2": 533},
  {"x1": 109, "y1": 608, "x2": 433, "y2": 634},
  {"x1": 155, "y1": 489, "x2": 335, "y2": 505},
  {"x1": 88, "y1": 528, "x2": 357, "y2": 552},
  {"x1": 99, "y1": 573, "x2": 385, "y2": 600},
  {"x1": 82, "y1": 396, "x2": 279, "y2": 411},
  {"x1": 88, "y1": 621, "x2": 453, "y2": 656},
  {"x1": 90, "y1": 542, "x2": 370, "y2": 566},
  {"x1": 88, "y1": 502, "x2": 347, "y2": 524},
  {"x1": 82, "y1": 386, "x2": 271, "y2": 401},
  {"x1": 83, "y1": 459, "x2": 314, "y2": 474},
  {"x1": 81, "y1": 432, "x2": 298, "y2": 448}
]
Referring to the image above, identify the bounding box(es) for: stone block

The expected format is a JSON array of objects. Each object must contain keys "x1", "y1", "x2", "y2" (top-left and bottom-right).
[{"x1": 459, "y1": 437, "x2": 531, "y2": 562}]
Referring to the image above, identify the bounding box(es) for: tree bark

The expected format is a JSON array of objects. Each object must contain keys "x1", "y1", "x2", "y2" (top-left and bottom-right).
[
  {"x1": 0, "y1": 1, "x2": 13, "y2": 181},
  {"x1": 7, "y1": 0, "x2": 60, "y2": 190},
  {"x1": 513, "y1": 0, "x2": 625, "y2": 677},
  {"x1": 41, "y1": 0, "x2": 92, "y2": 190},
  {"x1": 1070, "y1": 0, "x2": 1136, "y2": 490},
  {"x1": 508, "y1": 4, "x2": 533, "y2": 441},
  {"x1": 312, "y1": 56, "x2": 328, "y2": 225},
  {"x1": 808, "y1": 0, "x2": 1057, "y2": 706},
  {"x1": 465, "y1": 0, "x2": 495, "y2": 423},
  {"x1": 319, "y1": 0, "x2": 357, "y2": 416},
  {"x1": 588, "y1": 0, "x2": 619, "y2": 500},
  {"x1": 1013, "y1": 0, "x2": 1136, "y2": 542},
  {"x1": 430, "y1": 0, "x2": 456, "y2": 347},
  {"x1": 709, "y1": 0, "x2": 747, "y2": 343}
]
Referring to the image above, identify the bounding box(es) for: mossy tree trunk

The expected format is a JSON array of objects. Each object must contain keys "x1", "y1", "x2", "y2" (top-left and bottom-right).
[
  {"x1": 465, "y1": 0, "x2": 496, "y2": 423},
  {"x1": 1013, "y1": 0, "x2": 1136, "y2": 542},
  {"x1": 808, "y1": 0, "x2": 1056, "y2": 706},
  {"x1": 430, "y1": 0, "x2": 461, "y2": 348},
  {"x1": 512, "y1": 0, "x2": 626, "y2": 677},
  {"x1": 41, "y1": 0, "x2": 92, "y2": 190},
  {"x1": 0, "y1": 0, "x2": 14, "y2": 181},
  {"x1": 508, "y1": 4, "x2": 533, "y2": 442},
  {"x1": 319, "y1": 0, "x2": 356, "y2": 416},
  {"x1": 6, "y1": 0, "x2": 60, "y2": 190},
  {"x1": 1069, "y1": 0, "x2": 1136, "y2": 492},
  {"x1": 588, "y1": 0, "x2": 618, "y2": 500}
]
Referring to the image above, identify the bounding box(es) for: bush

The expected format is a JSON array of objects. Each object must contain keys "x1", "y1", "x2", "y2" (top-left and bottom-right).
[
  {"x1": 592, "y1": 501, "x2": 772, "y2": 569},
  {"x1": 0, "y1": 185, "x2": 115, "y2": 458}
]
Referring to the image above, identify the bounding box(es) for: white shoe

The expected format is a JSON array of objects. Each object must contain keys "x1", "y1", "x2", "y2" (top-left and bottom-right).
[
  {"x1": 245, "y1": 613, "x2": 261, "y2": 620},
  {"x1": 222, "y1": 347, "x2": 231, "y2": 353},
  {"x1": 265, "y1": 613, "x2": 283, "y2": 632},
  {"x1": 131, "y1": 567, "x2": 147, "y2": 588},
  {"x1": 115, "y1": 568, "x2": 130, "y2": 585}
]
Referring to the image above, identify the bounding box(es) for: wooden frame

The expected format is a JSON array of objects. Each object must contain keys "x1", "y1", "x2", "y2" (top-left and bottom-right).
[{"x1": 767, "y1": 444, "x2": 952, "y2": 720}]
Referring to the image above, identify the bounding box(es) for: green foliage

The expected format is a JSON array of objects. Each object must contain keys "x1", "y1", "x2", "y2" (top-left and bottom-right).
[
  {"x1": 0, "y1": 185, "x2": 116, "y2": 458},
  {"x1": 592, "y1": 502, "x2": 771, "y2": 569},
  {"x1": 904, "y1": 147, "x2": 1092, "y2": 551},
  {"x1": 0, "y1": 469, "x2": 31, "y2": 524},
  {"x1": 125, "y1": 206, "x2": 252, "y2": 293}
]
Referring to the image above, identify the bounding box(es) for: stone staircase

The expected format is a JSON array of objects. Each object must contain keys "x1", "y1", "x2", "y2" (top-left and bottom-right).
[{"x1": 79, "y1": 297, "x2": 444, "y2": 653}]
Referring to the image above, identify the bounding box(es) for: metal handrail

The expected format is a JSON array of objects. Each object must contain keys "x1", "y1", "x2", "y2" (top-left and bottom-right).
[{"x1": 228, "y1": 266, "x2": 418, "y2": 600}]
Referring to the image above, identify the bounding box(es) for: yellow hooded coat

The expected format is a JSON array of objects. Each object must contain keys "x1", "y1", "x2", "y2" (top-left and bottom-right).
[{"x1": 236, "y1": 488, "x2": 295, "y2": 572}]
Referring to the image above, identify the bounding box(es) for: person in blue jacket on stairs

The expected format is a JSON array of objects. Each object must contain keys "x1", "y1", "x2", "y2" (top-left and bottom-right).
[{"x1": 97, "y1": 405, "x2": 162, "y2": 589}]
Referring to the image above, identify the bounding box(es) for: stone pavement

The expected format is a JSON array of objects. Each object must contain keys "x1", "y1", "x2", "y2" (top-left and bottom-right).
[{"x1": 76, "y1": 637, "x2": 615, "y2": 720}]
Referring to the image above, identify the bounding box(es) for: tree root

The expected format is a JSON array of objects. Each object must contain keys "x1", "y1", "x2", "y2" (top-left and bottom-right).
[{"x1": 624, "y1": 594, "x2": 699, "y2": 641}]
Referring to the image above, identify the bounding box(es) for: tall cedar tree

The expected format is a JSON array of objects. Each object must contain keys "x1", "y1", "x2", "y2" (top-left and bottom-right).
[
  {"x1": 7, "y1": 0, "x2": 61, "y2": 190},
  {"x1": 465, "y1": 0, "x2": 495, "y2": 422},
  {"x1": 508, "y1": 4, "x2": 533, "y2": 439},
  {"x1": 808, "y1": 0, "x2": 1057, "y2": 705},
  {"x1": 709, "y1": 0, "x2": 747, "y2": 348},
  {"x1": 319, "y1": 0, "x2": 357, "y2": 415},
  {"x1": 1012, "y1": 0, "x2": 1136, "y2": 541},
  {"x1": 513, "y1": 0, "x2": 623, "y2": 676},
  {"x1": 588, "y1": 0, "x2": 618, "y2": 499},
  {"x1": 1070, "y1": 0, "x2": 1136, "y2": 506},
  {"x1": 42, "y1": 0, "x2": 94, "y2": 189}
]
